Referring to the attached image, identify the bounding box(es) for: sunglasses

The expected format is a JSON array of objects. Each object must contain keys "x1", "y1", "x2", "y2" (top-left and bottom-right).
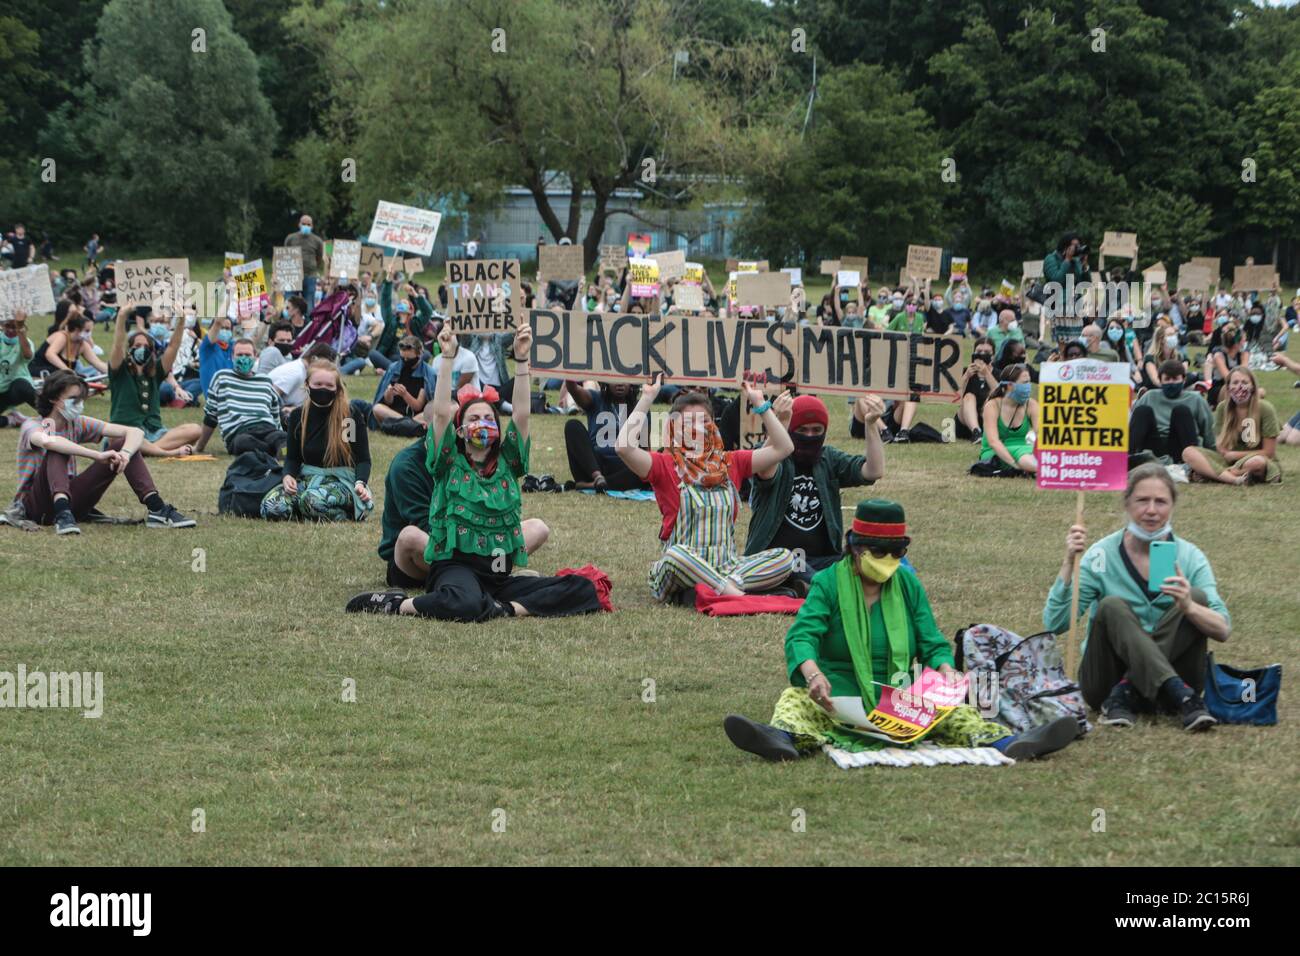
[{"x1": 853, "y1": 542, "x2": 908, "y2": 559}]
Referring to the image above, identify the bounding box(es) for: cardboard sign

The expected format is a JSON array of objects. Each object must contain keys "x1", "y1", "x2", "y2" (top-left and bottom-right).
[
  {"x1": 683, "y1": 262, "x2": 705, "y2": 285},
  {"x1": 626, "y1": 233, "x2": 651, "y2": 258},
  {"x1": 905, "y1": 245, "x2": 943, "y2": 281},
  {"x1": 841, "y1": 255, "x2": 869, "y2": 275},
  {"x1": 738, "y1": 260, "x2": 769, "y2": 273},
  {"x1": 1141, "y1": 261, "x2": 1167, "y2": 287},
  {"x1": 781, "y1": 267, "x2": 802, "y2": 287},
  {"x1": 224, "y1": 252, "x2": 244, "y2": 271},
  {"x1": 445, "y1": 259, "x2": 521, "y2": 334},
  {"x1": 116, "y1": 258, "x2": 190, "y2": 312},
  {"x1": 1232, "y1": 265, "x2": 1274, "y2": 292},
  {"x1": 231, "y1": 259, "x2": 268, "y2": 319},
  {"x1": 528, "y1": 310, "x2": 962, "y2": 401},
  {"x1": 651, "y1": 249, "x2": 687, "y2": 282},
  {"x1": 1036, "y1": 361, "x2": 1131, "y2": 492},
  {"x1": 404, "y1": 257, "x2": 424, "y2": 276},
  {"x1": 736, "y1": 272, "x2": 790, "y2": 308},
  {"x1": 599, "y1": 244, "x2": 628, "y2": 274},
  {"x1": 329, "y1": 239, "x2": 362, "y2": 279},
  {"x1": 673, "y1": 284, "x2": 705, "y2": 312},
  {"x1": 1175, "y1": 263, "x2": 1212, "y2": 293},
  {"x1": 1101, "y1": 232, "x2": 1138, "y2": 258},
  {"x1": 538, "y1": 244, "x2": 584, "y2": 281},
  {"x1": 1022, "y1": 260, "x2": 1044, "y2": 280},
  {"x1": 0, "y1": 264, "x2": 56, "y2": 320},
  {"x1": 272, "y1": 247, "x2": 303, "y2": 293},
  {"x1": 836, "y1": 270, "x2": 861, "y2": 290},
  {"x1": 368, "y1": 200, "x2": 442, "y2": 256},
  {"x1": 1188, "y1": 256, "x2": 1220, "y2": 282},
  {"x1": 820, "y1": 259, "x2": 840, "y2": 276},
  {"x1": 628, "y1": 257, "x2": 660, "y2": 297},
  {"x1": 950, "y1": 256, "x2": 968, "y2": 281}
]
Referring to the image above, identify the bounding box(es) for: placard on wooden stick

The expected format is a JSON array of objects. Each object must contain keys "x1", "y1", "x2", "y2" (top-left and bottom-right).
[{"x1": 330, "y1": 239, "x2": 362, "y2": 279}]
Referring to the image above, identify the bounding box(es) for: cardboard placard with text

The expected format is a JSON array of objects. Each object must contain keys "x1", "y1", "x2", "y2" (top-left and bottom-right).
[
  {"x1": 1141, "y1": 261, "x2": 1167, "y2": 287},
  {"x1": 1188, "y1": 257, "x2": 1221, "y2": 283},
  {"x1": 841, "y1": 256, "x2": 869, "y2": 284},
  {"x1": 116, "y1": 258, "x2": 190, "y2": 312},
  {"x1": 368, "y1": 200, "x2": 441, "y2": 256},
  {"x1": 404, "y1": 257, "x2": 424, "y2": 276},
  {"x1": 445, "y1": 259, "x2": 521, "y2": 334},
  {"x1": 820, "y1": 259, "x2": 840, "y2": 276},
  {"x1": 1233, "y1": 265, "x2": 1275, "y2": 292},
  {"x1": 0, "y1": 264, "x2": 57, "y2": 320},
  {"x1": 359, "y1": 245, "x2": 385, "y2": 276},
  {"x1": 330, "y1": 239, "x2": 362, "y2": 279},
  {"x1": 1022, "y1": 260, "x2": 1044, "y2": 280},
  {"x1": 651, "y1": 249, "x2": 687, "y2": 282},
  {"x1": 905, "y1": 245, "x2": 943, "y2": 281},
  {"x1": 272, "y1": 247, "x2": 303, "y2": 293},
  {"x1": 673, "y1": 284, "x2": 705, "y2": 312},
  {"x1": 736, "y1": 272, "x2": 790, "y2": 308},
  {"x1": 1175, "y1": 263, "x2": 1212, "y2": 293},
  {"x1": 538, "y1": 244, "x2": 585, "y2": 281},
  {"x1": 599, "y1": 244, "x2": 628, "y2": 274}
]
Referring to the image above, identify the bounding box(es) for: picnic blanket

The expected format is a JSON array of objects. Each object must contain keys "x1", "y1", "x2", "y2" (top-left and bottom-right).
[
  {"x1": 823, "y1": 743, "x2": 1015, "y2": 768},
  {"x1": 694, "y1": 584, "x2": 803, "y2": 616},
  {"x1": 579, "y1": 488, "x2": 655, "y2": 500}
]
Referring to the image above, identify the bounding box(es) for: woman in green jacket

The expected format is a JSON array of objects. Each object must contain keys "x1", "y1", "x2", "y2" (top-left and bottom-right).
[{"x1": 725, "y1": 499, "x2": 1079, "y2": 761}]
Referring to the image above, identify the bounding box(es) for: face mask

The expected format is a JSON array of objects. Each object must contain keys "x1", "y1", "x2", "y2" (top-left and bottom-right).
[
  {"x1": 1249, "y1": 314, "x2": 1262, "y2": 324},
  {"x1": 300, "y1": 225, "x2": 312, "y2": 235},
  {"x1": 79, "y1": 331, "x2": 92, "y2": 341},
  {"x1": 364, "y1": 297, "x2": 377, "y2": 308},
  {"x1": 1, "y1": 333, "x2": 16, "y2": 345},
  {"x1": 790, "y1": 431, "x2": 825, "y2": 466},
  {"x1": 463, "y1": 418, "x2": 499, "y2": 449},
  {"x1": 931, "y1": 299, "x2": 943, "y2": 309},
  {"x1": 1007, "y1": 320, "x2": 1019, "y2": 330},
  {"x1": 275, "y1": 341, "x2": 293, "y2": 356},
  {"x1": 858, "y1": 551, "x2": 900, "y2": 583},
  {"x1": 218, "y1": 329, "x2": 233, "y2": 345},
  {"x1": 60, "y1": 398, "x2": 84, "y2": 421},
  {"x1": 1164, "y1": 334, "x2": 1178, "y2": 350},
  {"x1": 1214, "y1": 315, "x2": 1228, "y2": 327},
  {"x1": 1151, "y1": 299, "x2": 1162, "y2": 309},
  {"x1": 1188, "y1": 306, "x2": 1200, "y2": 314},
  {"x1": 892, "y1": 297, "x2": 904, "y2": 308},
  {"x1": 1228, "y1": 384, "x2": 1252, "y2": 405},
  {"x1": 1161, "y1": 382, "x2": 1184, "y2": 399},
  {"x1": 281, "y1": 308, "x2": 291, "y2": 320},
  {"x1": 1107, "y1": 327, "x2": 1123, "y2": 343},
  {"x1": 1009, "y1": 382, "x2": 1032, "y2": 404},
  {"x1": 1126, "y1": 519, "x2": 1171, "y2": 543},
  {"x1": 233, "y1": 355, "x2": 255, "y2": 375},
  {"x1": 130, "y1": 345, "x2": 151, "y2": 365},
  {"x1": 309, "y1": 386, "x2": 336, "y2": 407},
  {"x1": 150, "y1": 323, "x2": 168, "y2": 340}
]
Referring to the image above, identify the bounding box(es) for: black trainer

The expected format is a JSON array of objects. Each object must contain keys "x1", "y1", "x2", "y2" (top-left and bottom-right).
[
  {"x1": 1099, "y1": 682, "x2": 1136, "y2": 727},
  {"x1": 54, "y1": 511, "x2": 81, "y2": 536},
  {"x1": 723, "y1": 715, "x2": 799, "y2": 762},
  {"x1": 147, "y1": 504, "x2": 196, "y2": 528},
  {"x1": 1180, "y1": 693, "x2": 1218, "y2": 732},
  {"x1": 345, "y1": 591, "x2": 407, "y2": 614},
  {"x1": 1002, "y1": 715, "x2": 1080, "y2": 760},
  {"x1": 894, "y1": 428, "x2": 911, "y2": 443}
]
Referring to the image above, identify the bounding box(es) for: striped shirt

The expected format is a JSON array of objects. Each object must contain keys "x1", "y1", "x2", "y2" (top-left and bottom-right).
[
  {"x1": 203, "y1": 369, "x2": 281, "y2": 437},
  {"x1": 16, "y1": 415, "x2": 106, "y2": 496}
]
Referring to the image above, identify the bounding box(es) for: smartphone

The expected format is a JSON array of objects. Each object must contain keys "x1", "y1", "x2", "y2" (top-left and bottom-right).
[{"x1": 1148, "y1": 540, "x2": 1178, "y2": 594}]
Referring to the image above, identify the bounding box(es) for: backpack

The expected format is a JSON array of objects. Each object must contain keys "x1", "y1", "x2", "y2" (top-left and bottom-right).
[
  {"x1": 954, "y1": 623, "x2": 1092, "y2": 735},
  {"x1": 217, "y1": 450, "x2": 284, "y2": 518}
]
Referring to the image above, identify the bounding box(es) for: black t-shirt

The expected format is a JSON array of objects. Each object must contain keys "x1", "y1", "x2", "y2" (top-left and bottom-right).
[
  {"x1": 285, "y1": 404, "x2": 371, "y2": 483},
  {"x1": 770, "y1": 463, "x2": 834, "y2": 559},
  {"x1": 6, "y1": 235, "x2": 33, "y2": 268},
  {"x1": 925, "y1": 308, "x2": 952, "y2": 334},
  {"x1": 394, "y1": 359, "x2": 425, "y2": 417}
]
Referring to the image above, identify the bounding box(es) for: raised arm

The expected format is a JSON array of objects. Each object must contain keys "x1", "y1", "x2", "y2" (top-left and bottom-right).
[
  {"x1": 616, "y1": 374, "x2": 661, "y2": 479},
  {"x1": 748, "y1": 382, "x2": 794, "y2": 475},
  {"x1": 161, "y1": 313, "x2": 185, "y2": 371},
  {"x1": 430, "y1": 324, "x2": 460, "y2": 438},
  {"x1": 109, "y1": 305, "x2": 128, "y2": 369},
  {"x1": 511, "y1": 324, "x2": 531, "y2": 445},
  {"x1": 563, "y1": 379, "x2": 595, "y2": 411}
]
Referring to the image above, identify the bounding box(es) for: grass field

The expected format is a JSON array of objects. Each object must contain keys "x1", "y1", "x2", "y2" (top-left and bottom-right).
[{"x1": 2, "y1": 268, "x2": 1298, "y2": 865}]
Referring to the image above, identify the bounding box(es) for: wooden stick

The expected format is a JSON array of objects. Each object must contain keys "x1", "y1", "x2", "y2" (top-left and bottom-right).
[{"x1": 1066, "y1": 490, "x2": 1085, "y2": 678}]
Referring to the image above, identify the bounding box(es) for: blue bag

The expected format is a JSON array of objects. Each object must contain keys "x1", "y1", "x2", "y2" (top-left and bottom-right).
[{"x1": 1203, "y1": 653, "x2": 1280, "y2": 726}]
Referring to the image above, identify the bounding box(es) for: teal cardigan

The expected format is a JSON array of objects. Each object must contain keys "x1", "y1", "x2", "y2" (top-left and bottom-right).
[
  {"x1": 785, "y1": 561, "x2": 955, "y2": 699},
  {"x1": 745, "y1": 447, "x2": 873, "y2": 557}
]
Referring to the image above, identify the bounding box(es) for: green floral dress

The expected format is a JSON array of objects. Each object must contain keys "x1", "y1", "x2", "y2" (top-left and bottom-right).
[{"x1": 425, "y1": 419, "x2": 530, "y2": 566}]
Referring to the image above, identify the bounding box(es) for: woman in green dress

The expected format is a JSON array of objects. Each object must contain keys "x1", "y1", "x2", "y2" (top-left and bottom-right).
[
  {"x1": 724, "y1": 499, "x2": 1079, "y2": 761},
  {"x1": 347, "y1": 323, "x2": 604, "y2": 621},
  {"x1": 975, "y1": 363, "x2": 1038, "y2": 476}
]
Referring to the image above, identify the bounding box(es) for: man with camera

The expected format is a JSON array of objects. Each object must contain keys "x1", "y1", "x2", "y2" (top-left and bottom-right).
[{"x1": 1041, "y1": 232, "x2": 1091, "y2": 342}]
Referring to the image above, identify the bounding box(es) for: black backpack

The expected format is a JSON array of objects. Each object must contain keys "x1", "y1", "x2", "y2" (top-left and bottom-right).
[{"x1": 217, "y1": 450, "x2": 283, "y2": 518}]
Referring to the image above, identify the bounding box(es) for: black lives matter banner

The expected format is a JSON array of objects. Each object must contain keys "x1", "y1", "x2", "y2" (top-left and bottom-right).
[{"x1": 528, "y1": 310, "x2": 961, "y2": 400}]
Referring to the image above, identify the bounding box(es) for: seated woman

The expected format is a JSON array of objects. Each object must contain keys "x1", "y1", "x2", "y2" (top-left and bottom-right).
[
  {"x1": 107, "y1": 307, "x2": 201, "y2": 457},
  {"x1": 14, "y1": 370, "x2": 195, "y2": 534},
  {"x1": 1128, "y1": 358, "x2": 1214, "y2": 466},
  {"x1": 28, "y1": 313, "x2": 108, "y2": 382},
  {"x1": 724, "y1": 499, "x2": 1079, "y2": 761},
  {"x1": 954, "y1": 336, "x2": 998, "y2": 442},
  {"x1": 1181, "y1": 367, "x2": 1281, "y2": 485},
  {"x1": 347, "y1": 324, "x2": 602, "y2": 621},
  {"x1": 973, "y1": 363, "x2": 1038, "y2": 476},
  {"x1": 562, "y1": 379, "x2": 649, "y2": 491},
  {"x1": 1201, "y1": 321, "x2": 1245, "y2": 406},
  {"x1": 615, "y1": 377, "x2": 797, "y2": 602},
  {"x1": 261, "y1": 361, "x2": 374, "y2": 521},
  {"x1": 1140, "y1": 319, "x2": 1187, "y2": 392},
  {"x1": 1046, "y1": 464, "x2": 1228, "y2": 730},
  {"x1": 369, "y1": 334, "x2": 437, "y2": 437}
]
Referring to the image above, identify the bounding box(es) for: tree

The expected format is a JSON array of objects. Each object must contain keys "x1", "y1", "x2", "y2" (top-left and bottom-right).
[
  {"x1": 293, "y1": 0, "x2": 787, "y2": 268},
  {"x1": 1236, "y1": 82, "x2": 1300, "y2": 266}
]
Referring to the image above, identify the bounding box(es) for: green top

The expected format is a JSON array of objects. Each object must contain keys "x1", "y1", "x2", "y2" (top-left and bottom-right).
[
  {"x1": 886, "y1": 310, "x2": 925, "y2": 333},
  {"x1": 986, "y1": 325, "x2": 1026, "y2": 354},
  {"x1": 1042, "y1": 250, "x2": 1087, "y2": 287},
  {"x1": 108, "y1": 360, "x2": 167, "y2": 432},
  {"x1": 979, "y1": 400, "x2": 1032, "y2": 461},
  {"x1": 424, "y1": 418, "x2": 530, "y2": 566},
  {"x1": 866, "y1": 304, "x2": 892, "y2": 327},
  {"x1": 745, "y1": 446, "x2": 873, "y2": 556},
  {"x1": 377, "y1": 280, "x2": 433, "y2": 356},
  {"x1": 784, "y1": 561, "x2": 954, "y2": 700},
  {"x1": 0, "y1": 336, "x2": 35, "y2": 390},
  {"x1": 1089, "y1": 347, "x2": 1121, "y2": 362},
  {"x1": 1131, "y1": 388, "x2": 1214, "y2": 450},
  {"x1": 1213, "y1": 399, "x2": 1280, "y2": 462},
  {"x1": 378, "y1": 437, "x2": 431, "y2": 562}
]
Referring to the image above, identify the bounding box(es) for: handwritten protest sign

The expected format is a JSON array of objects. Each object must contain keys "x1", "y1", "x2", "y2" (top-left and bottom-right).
[
  {"x1": 626, "y1": 233, "x2": 651, "y2": 258},
  {"x1": 528, "y1": 310, "x2": 962, "y2": 400},
  {"x1": 841, "y1": 255, "x2": 869, "y2": 276},
  {"x1": 836, "y1": 270, "x2": 861, "y2": 289},
  {"x1": 683, "y1": 262, "x2": 705, "y2": 285},
  {"x1": 272, "y1": 247, "x2": 303, "y2": 293},
  {"x1": 329, "y1": 240, "x2": 361, "y2": 279},
  {"x1": 1175, "y1": 263, "x2": 1212, "y2": 293},
  {"x1": 950, "y1": 256, "x2": 968, "y2": 280},
  {"x1": 736, "y1": 271, "x2": 789, "y2": 308},
  {"x1": 738, "y1": 260, "x2": 769, "y2": 273},
  {"x1": 673, "y1": 284, "x2": 705, "y2": 312},
  {"x1": 224, "y1": 252, "x2": 244, "y2": 271},
  {"x1": 599, "y1": 244, "x2": 628, "y2": 275},
  {"x1": 1188, "y1": 256, "x2": 1220, "y2": 283},
  {"x1": 404, "y1": 257, "x2": 424, "y2": 276},
  {"x1": 368, "y1": 200, "x2": 441, "y2": 256},
  {"x1": 1099, "y1": 231, "x2": 1138, "y2": 272},
  {"x1": 820, "y1": 260, "x2": 840, "y2": 276},
  {"x1": 651, "y1": 249, "x2": 686, "y2": 282},
  {"x1": 1142, "y1": 261, "x2": 1167, "y2": 287},
  {"x1": 538, "y1": 244, "x2": 584, "y2": 281},
  {"x1": 359, "y1": 245, "x2": 385, "y2": 276},
  {"x1": 231, "y1": 259, "x2": 269, "y2": 319},
  {"x1": 116, "y1": 258, "x2": 190, "y2": 312},
  {"x1": 906, "y1": 245, "x2": 943, "y2": 280},
  {"x1": 628, "y1": 257, "x2": 660, "y2": 297},
  {"x1": 1233, "y1": 265, "x2": 1274, "y2": 292},
  {"x1": 445, "y1": 259, "x2": 521, "y2": 334},
  {"x1": 0, "y1": 265, "x2": 56, "y2": 320}
]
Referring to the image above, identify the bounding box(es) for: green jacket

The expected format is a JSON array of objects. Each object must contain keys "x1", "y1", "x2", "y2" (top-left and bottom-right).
[
  {"x1": 785, "y1": 562, "x2": 955, "y2": 699},
  {"x1": 377, "y1": 280, "x2": 432, "y2": 356},
  {"x1": 744, "y1": 448, "x2": 873, "y2": 557},
  {"x1": 1042, "y1": 250, "x2": 1086, "y2": 287},
  {"x1": 887, "y1": 309, "x2": 925, "y2": 333},
  {"x1": 378, "y1": 437, "x2": 430, "y2": 562}
]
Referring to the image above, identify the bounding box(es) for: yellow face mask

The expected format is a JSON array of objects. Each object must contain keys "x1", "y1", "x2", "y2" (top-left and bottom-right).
[{"x1": 858, "y1": 552, "x2": 900, "y2": 583}]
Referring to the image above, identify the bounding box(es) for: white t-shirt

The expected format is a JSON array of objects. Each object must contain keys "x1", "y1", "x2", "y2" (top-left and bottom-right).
[
  {"x1": 269, "y1": 358, "x2": 309, "y2": 407},
  {"x1": 446, "y1": 348, "x2": 482, "y2": 391},
  {"x1": 465, "y1": 240, "x2": 479, "y2": 258},
  {"x1": 475, "y1": 338, "x2": 500, "y2": 388}
]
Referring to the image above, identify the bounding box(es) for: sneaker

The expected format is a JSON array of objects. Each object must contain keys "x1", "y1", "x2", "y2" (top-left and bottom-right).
[
  {"x1": 1002, "y1": 715, "x2": 1079, "y2": 760},
  {"x1": 1099, "y1": 682, "x2": 1136, "y2": 727},
  {"x1": 723, "y1": 715, "x2": 799, "y2": 761},
  {"x1": 147, "y1": 505, "x2": 197, "y2": 528},
  {"x1": 894, "y1": 429, "x2": 911, "y2": 443},
  {"x1": 970, "y1": 427, "x2": 983, "y2": 444},
  {"x1": 878, "y1": 430, "x2": 894, "y2": 444},
  {"x1": 54, "y1": 511, "x2": 81, "y2": 535},
  {"x1": 1166, "y1": 463, "x2": 1189, "y2": 484},
  {"x1": 1179, "y1": 693, "x2": 1217, "y2": 732},
  {"x1": 345, "y1": 590, "x2": 407, "y2": 614}
]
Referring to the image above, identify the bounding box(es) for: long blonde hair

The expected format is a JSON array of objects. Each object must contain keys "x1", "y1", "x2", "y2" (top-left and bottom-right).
[
  {"x1": 1216, "y1": 367, "x2": 1262, "y2": 449},
  {"x1": 1145, "y1": 318, "x2": 1177, "y2": 360},
  {"x1": 299, "y1": 360, "x2": 354, "y2": 467}
]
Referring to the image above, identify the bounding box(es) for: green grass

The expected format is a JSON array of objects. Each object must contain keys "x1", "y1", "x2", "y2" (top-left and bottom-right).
[{"x1": 2, "y1": 311, "x2": 1299, "y2": 866}]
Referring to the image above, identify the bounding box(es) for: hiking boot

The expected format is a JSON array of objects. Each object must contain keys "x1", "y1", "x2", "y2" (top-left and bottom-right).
[
  {"x1": 723, "y1": 715, "x2": 799, "y2": 762},
  {"x1": 1099, "y1": 682, "x2": 1136, "y2": 727},
  {"x1": 1179, "y1": 693, "x2": 1217, "y2": 732},
  {"x1": 1002, "y1": 715, "x2": 1079, "y2": 760},
  {"x1": 54, "y1": 511, "x2": 81, "y2": 536},
  {"x1": 147, "y1": 504, "x2": 197, "y2": 528},
  {"x1": 345, "y1": 590, "x2": 407, "y2": 614}
]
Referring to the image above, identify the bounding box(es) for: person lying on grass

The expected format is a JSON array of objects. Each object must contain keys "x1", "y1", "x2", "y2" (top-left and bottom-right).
[
  {"x1": 616, "y1": 375, "x2": 798, "y2": 604},
  {"x1": 724, "y1": 498, "x2": 1079, "y2": 762},
  {"x1": 347, "y1": 323, "x2": 600, "y2": 621},
  {"x1": 12, "y1": 369, "x2": 195, "y2": 534},
  {"x1": 1046, "y1": 463, "x2": 1228, "y2": 731}
]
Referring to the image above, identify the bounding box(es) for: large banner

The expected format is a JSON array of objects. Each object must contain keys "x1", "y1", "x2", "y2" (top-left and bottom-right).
[
  {"x1": 0, "y1": 264, "x2": 56, "y2": 320},
  {"x1": 231, "y1": 259, "x2": 269, "y2": 319},
  {"x1": 446, "y1": 259, "x2": 521, "y2": 334},
  {"x1": 272, "y1": 247, "x2": 303, "y2": 293},
  {"x1": 528, "y1": 310, "x2": 962, "y2": 400},
  {"x1": 115, "y1": 258, "x2": 189, "y2": 312},
  {"x1": 367, "y1": 200, "x2": 442, "y2": 256},
  {"x1": 1036, "y1": 361, "x2": 1130, "y2": 491}
]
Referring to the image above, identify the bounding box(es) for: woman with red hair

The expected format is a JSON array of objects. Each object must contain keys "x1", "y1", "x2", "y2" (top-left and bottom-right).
[{"x1": 347, "y1": 324, "x2": 602, "y2": 621}]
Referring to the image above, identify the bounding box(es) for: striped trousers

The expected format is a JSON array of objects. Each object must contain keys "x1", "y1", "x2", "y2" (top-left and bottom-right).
[{"x1": 649, "y1": 544, "x2": 794, "y2": 600}]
